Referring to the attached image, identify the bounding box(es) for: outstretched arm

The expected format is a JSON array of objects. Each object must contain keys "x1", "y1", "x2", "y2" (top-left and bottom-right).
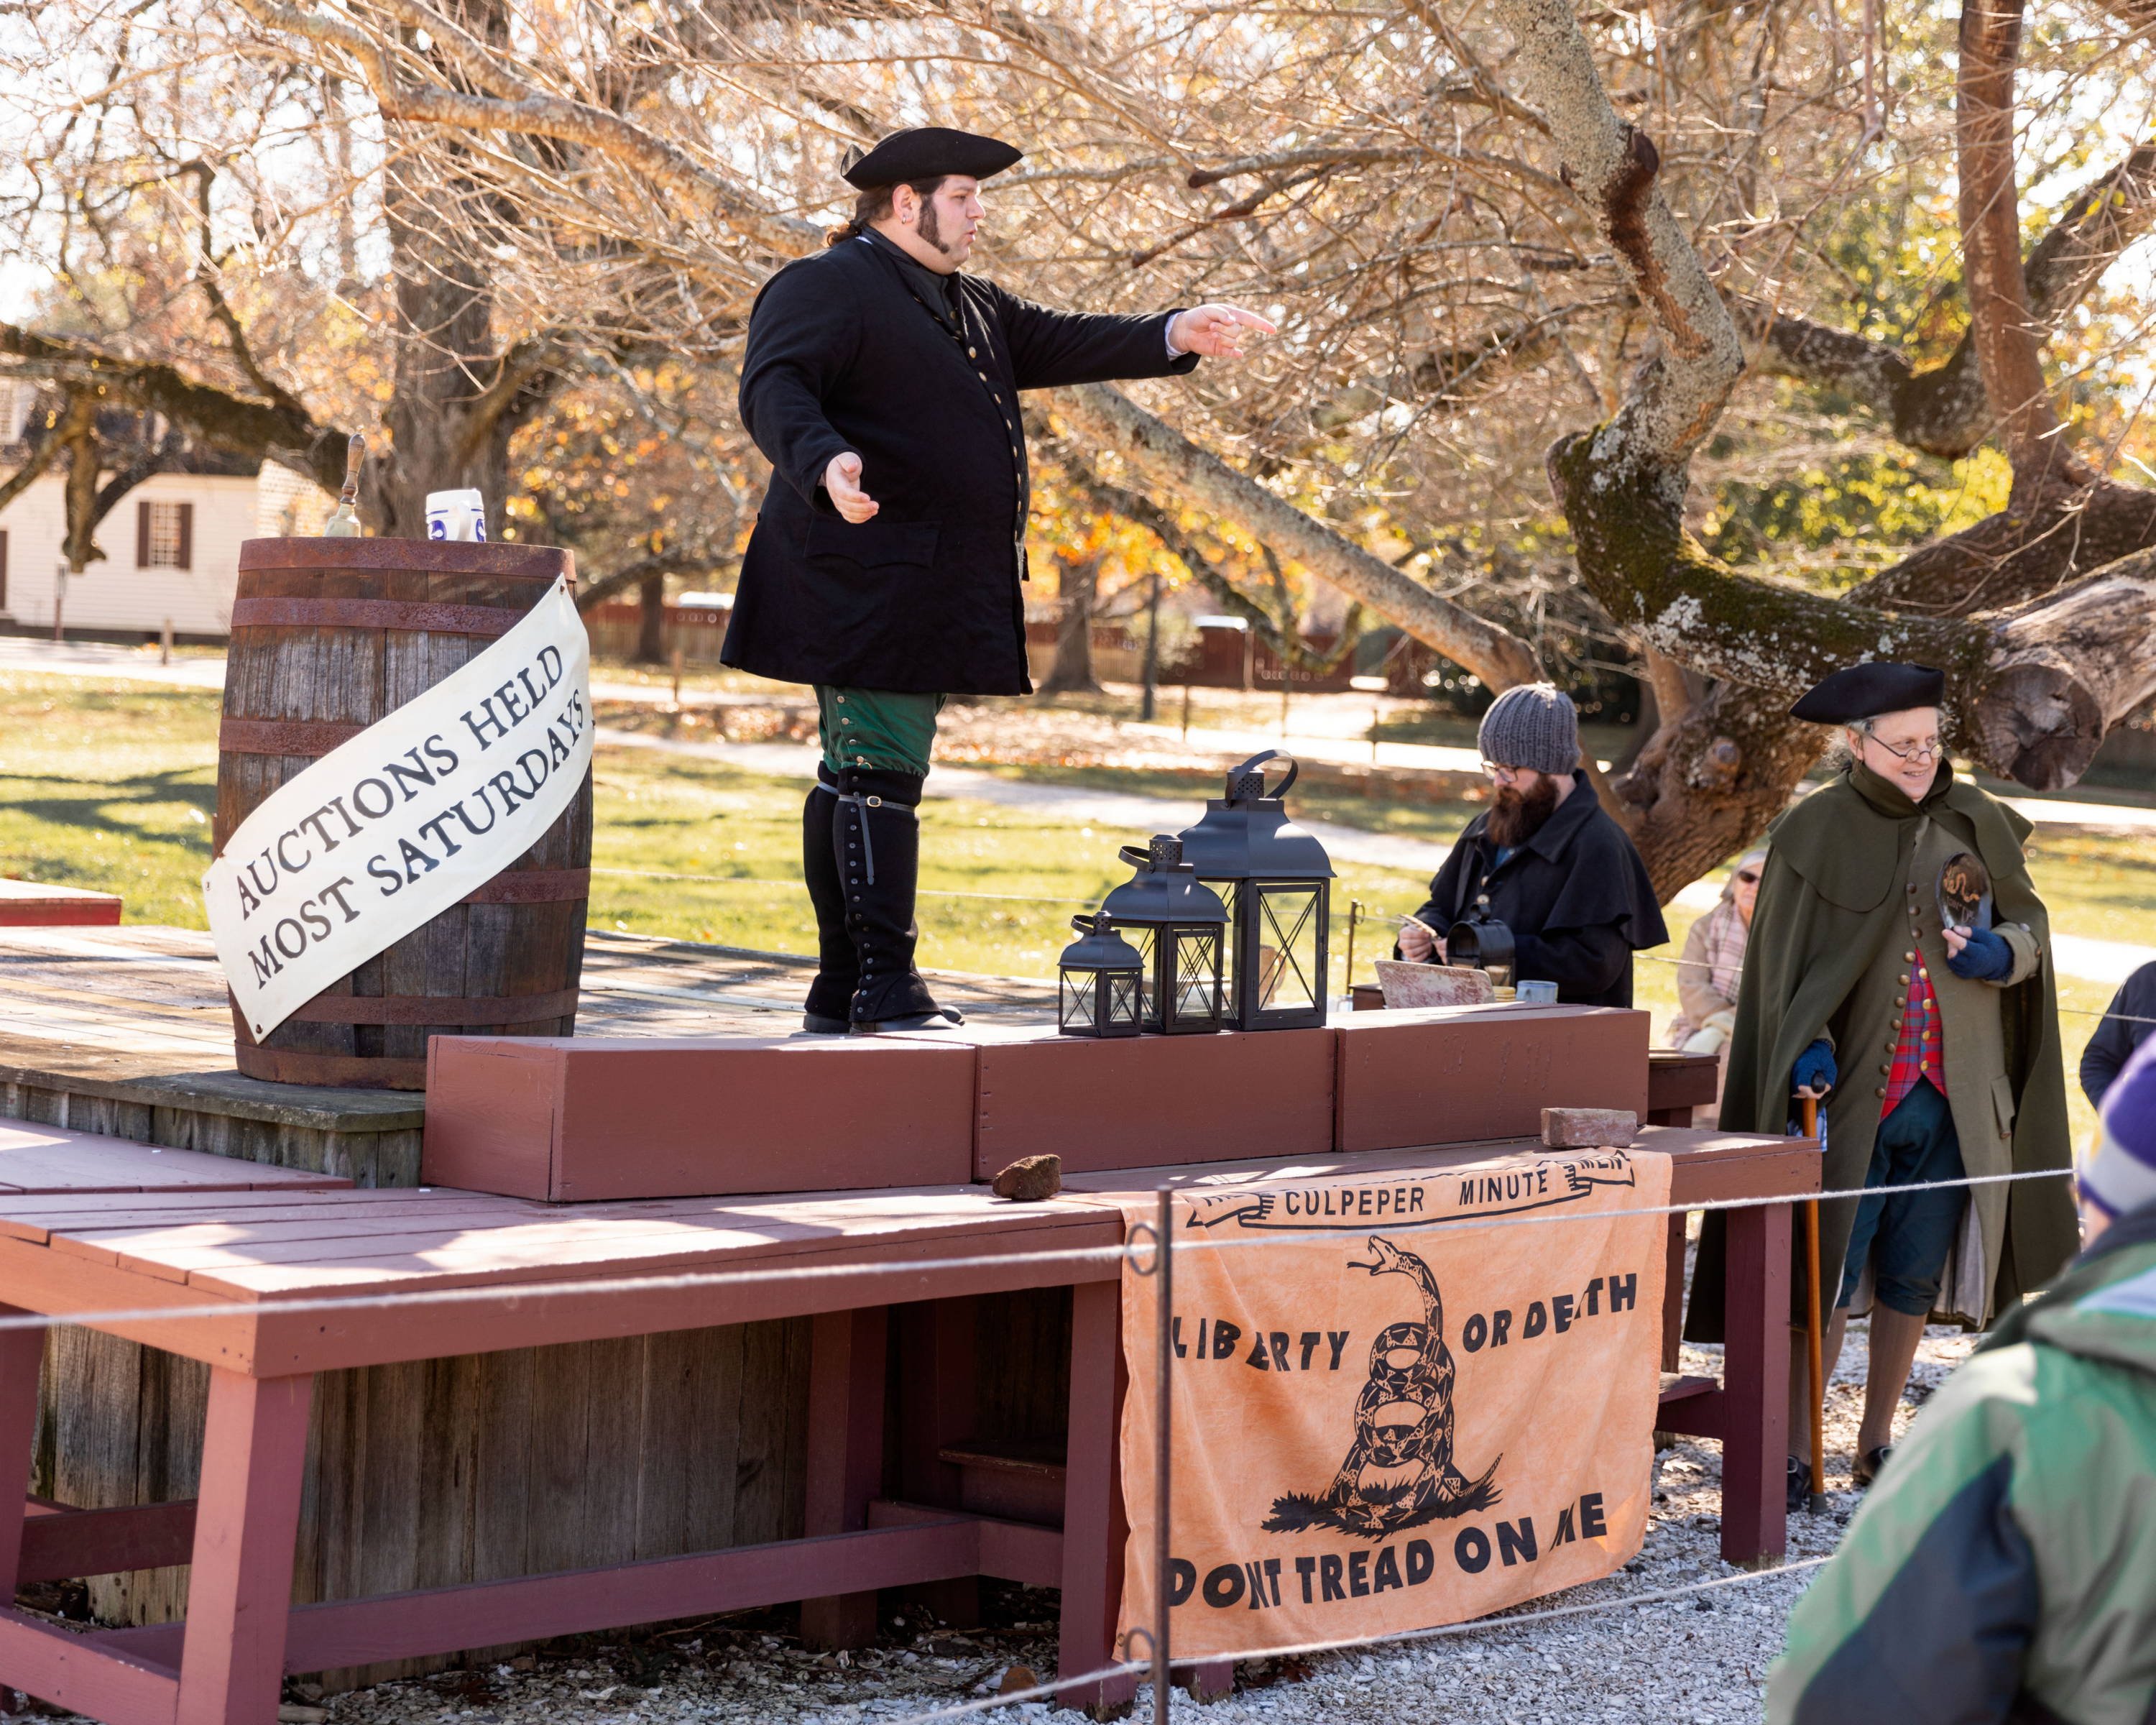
[{"x1": 990, "y1": 285, "x2": 1274, "y2": 390}]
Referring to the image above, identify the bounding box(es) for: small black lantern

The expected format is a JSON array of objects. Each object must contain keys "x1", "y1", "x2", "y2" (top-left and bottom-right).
[
  {"x1": 1176, "y1": 751, "x2": 1336, "y2": 1031},
  {"x1": 1058, "y1": 912, "x2": 1145, "y2": 1039},
  {"x1": 1100, "y1": 835, "x2": 1230, "y2": 1035}
]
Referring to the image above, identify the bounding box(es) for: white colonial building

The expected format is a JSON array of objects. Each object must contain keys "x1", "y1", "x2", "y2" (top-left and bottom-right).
[{"x1": 0, "y1": 384, "x2": 332, "y2": 643}]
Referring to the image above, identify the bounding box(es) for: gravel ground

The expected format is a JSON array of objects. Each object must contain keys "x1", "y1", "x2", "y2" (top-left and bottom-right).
[{"x1": 5, "y1": 1322, "x2": 1956, "y2": 1725}]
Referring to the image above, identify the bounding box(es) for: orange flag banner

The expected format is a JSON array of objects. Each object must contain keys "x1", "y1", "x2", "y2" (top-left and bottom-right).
[{"x1": 1118, "y1": 1146, "x2": 1673, "y2": 1660}]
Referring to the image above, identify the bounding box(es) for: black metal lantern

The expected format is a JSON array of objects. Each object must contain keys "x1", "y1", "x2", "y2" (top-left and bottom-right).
[
  {"x1": 1058, "y1": 912, "x2": 1145, "y2": 1039},
  {"x1": 1176, "y1": 751, "x2": 1336, "y2": 1031},
  {"x1": 1100, "y1": 835, "x2": 1230, "y2": 1035}
]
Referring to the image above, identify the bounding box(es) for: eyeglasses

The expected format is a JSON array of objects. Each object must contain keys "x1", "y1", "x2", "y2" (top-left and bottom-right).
[
  {"x1": 1866, "y1": 735, "x2": 1944, "y2": 765},
  {"x1": 1735, "y1": 869, "x2": 1761, "y2": 885},
  {"x1": 1480, "y1": 761, "x2": 1524, "y2": 783}
]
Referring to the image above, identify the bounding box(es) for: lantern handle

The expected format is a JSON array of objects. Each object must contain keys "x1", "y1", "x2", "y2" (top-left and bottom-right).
[
  {"x1": 1118, "y1": 843, "x2": 1153, "y2": 869},
  {"x1": 1070, "y1": 912, "x2": 1102, "y2": 937},
  {"x1": 1231, "y1": 749, "x2": 1299, "y2": 800}
]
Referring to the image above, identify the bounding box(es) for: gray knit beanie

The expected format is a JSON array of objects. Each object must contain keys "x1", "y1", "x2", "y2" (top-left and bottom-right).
[{"x1": 1478, "y1": 682, "x2": 1580, "y2": 775}]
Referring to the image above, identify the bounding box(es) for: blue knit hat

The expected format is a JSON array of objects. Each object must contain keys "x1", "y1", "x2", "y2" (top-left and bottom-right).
[
  {"x1": 1477, "y1": 683, "x2": 1579, "y2": 776},
  {"x1": 2086, "y1": 1039, "x2": 2156, "y2": 1220}
]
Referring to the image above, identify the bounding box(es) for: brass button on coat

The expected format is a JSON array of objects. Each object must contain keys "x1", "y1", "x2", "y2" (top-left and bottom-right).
[{"x1": 1898, "y1": 972, "x2": 1910, "y2": 985}]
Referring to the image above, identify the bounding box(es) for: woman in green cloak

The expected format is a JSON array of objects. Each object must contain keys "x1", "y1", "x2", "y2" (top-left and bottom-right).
[{"x1": 1690, "y1": 663, "x2": 2078, "y2": 1511}]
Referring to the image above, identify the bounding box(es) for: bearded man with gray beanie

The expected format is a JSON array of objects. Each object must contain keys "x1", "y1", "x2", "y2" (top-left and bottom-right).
[{"x1": 1396, "y1": 683, "x2": 1667, "y2": 1006}]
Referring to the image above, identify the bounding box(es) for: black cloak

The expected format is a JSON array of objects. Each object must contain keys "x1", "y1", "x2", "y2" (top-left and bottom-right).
[
  {"x1": 722, "y1": 234, "x2": 1197, "y2": 695},
  {"x1": 1404, "y1": 770, "x2": 1669, "y2": 1007}
]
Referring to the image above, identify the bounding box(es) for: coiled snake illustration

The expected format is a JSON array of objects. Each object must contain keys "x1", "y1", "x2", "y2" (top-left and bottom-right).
[{"x1": 1263, "y1": 1236, "x2": 1501, "y2": 1540}]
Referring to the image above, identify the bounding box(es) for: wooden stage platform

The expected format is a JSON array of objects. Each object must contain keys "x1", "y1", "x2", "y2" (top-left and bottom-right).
[
  {"x1": 0, "y1": 923, "x2": 1808, "y2": 1725},
  {"x1": 0, "y1": 924, "x2": 1054, "y2": 1186}
]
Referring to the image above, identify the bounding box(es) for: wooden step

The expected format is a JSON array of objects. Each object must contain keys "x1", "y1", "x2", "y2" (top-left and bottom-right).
[{"x1": 936, "y1": 1438, "x2": 1067, "y2": 1526}]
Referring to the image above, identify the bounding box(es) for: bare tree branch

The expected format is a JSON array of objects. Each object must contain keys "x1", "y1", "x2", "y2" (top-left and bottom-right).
[{"x1": 1054, "y1": 382, "x2": 1543, "y2": 691}]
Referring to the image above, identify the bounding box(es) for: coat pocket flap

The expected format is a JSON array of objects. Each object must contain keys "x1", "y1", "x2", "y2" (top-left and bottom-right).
[
  {"x1": 806, "y1": 517, "x2": 940, "y2": 568},
  {"x1": 1990, "y1": 1072, "x2": 2017, "y2": 1139}
]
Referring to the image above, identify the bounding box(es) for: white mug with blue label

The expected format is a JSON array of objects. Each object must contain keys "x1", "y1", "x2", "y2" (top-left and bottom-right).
[{"x1": 425, "y1": 489, "x2": 487, "y2": 542}]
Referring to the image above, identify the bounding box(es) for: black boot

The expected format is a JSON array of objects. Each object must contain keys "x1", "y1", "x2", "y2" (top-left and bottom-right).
[
  {"x1": 829, "y1": 765, "x2": 964, "y2": 1032},
  {"x1": 799, "y1": 771, "x2": 855, "y2": 1034}
]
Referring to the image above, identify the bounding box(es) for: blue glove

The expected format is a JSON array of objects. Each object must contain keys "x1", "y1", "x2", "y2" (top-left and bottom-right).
[
  {"x1": 1948, "y1": 924, "x2": 2014, "y2": 982},
  {"x1": 1792, "y1": 1039, "x2": 1837, "y2": 1095}
]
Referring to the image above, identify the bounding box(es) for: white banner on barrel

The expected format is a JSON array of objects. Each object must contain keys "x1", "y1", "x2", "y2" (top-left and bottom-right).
[{"x1": 203, "y1": 574, "x2": 591, "y2": 1040}]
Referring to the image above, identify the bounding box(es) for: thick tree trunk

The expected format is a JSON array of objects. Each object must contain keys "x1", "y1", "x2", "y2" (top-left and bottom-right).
[
  {"x1": 1038, "y1": 556, "x2": 1102, "y2": 694},
  {"x1": 380, "y1": 203, "x2": 512, "y2": 540},
  {"x1": 635, "y1": 569, "x2": 668, "y2": 664},
  {"x1": 58, "y1": 396, "x2": 101, "y2": 574},
  {"x1": 1506, "y1": 0, "x2": 2156, "y2": 893}
]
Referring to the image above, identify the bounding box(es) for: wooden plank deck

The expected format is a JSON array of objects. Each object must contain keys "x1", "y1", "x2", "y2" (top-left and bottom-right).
[
  {"x1": 0, "y1": 1174, "x2": 1125, "y2": 1376},
  {"x1": 0, "y1": 923, "x2": 1055, "y2": 1060},
  {"x1": 0, "y1": 1122, "x2": 351, "y2": 1196},
  {"x1": 0, "y1": 924, "x2": 1058, "y2": 1186}
]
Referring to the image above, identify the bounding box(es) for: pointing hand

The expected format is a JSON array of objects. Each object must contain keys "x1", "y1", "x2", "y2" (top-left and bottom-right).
[
  {"x1": 823, "y1": 451, "x2": 879, "y2": 524},
  {"x1": 1169, "y1": 304, "x2": 1279, "y2": 359}
]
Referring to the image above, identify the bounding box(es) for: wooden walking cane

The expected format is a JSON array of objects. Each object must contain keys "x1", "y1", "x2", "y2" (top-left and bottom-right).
[{"x1": 1801, "y1": 1093, "x2": 1828, "y2": 1514}]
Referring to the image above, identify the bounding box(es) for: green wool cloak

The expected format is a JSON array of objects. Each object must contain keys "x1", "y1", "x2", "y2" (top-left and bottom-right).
[{"x1": 1685, "y1": 762, "x2": 2078, "y2": 1340}]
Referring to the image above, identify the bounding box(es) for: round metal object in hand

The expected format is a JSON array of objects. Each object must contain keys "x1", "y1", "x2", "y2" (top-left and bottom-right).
[{"x1": 1936, "y1": 851, "x2": 1994, "y2": 932}]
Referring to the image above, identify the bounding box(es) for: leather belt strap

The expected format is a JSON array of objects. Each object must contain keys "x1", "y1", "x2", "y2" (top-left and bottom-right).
[{"x1": 229, "y1": 598, "x2": 522, "y2": 635}]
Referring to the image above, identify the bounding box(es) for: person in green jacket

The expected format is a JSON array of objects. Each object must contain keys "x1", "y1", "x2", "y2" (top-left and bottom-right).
[{"x1": 1766, "y1": 1046, "x2": 2156, "y2": 1724}]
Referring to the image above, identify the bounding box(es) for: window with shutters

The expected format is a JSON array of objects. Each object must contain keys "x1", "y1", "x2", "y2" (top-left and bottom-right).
[{"x1": 140, "y1": 500, "x2": 193, "y2": 569}]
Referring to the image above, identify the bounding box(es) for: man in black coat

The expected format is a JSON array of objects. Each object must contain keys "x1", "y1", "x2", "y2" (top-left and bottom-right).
[
  {"x1": 723, "y1": 126, "x2": 1274, "y2": 1032},
  {"x1": 2083, "y1": 959, "x2": 2156, "y2": 1107},
  {"x1": 1395, "y1": 684, "x2": 1667, "y2": 1006}
]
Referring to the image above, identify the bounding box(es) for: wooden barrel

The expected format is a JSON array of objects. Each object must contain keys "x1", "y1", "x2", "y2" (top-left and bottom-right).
[{"x1": 213, "y1": 538, "x2": 591, "y2": 1090}]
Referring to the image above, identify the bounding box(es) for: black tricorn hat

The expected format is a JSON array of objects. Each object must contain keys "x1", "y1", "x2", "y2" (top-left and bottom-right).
[
  {"x1": 1789, "y1": 661, "x2": 1946, "y2": 724},
  {"x1": 842, "y1": 127, "x2": 1023, "y2": 190}
]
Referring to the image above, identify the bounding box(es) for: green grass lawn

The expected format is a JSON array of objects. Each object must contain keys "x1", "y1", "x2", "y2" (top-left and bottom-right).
[{"x1": 4, "y1": 673, "x2": 2147, "y2": 1147}]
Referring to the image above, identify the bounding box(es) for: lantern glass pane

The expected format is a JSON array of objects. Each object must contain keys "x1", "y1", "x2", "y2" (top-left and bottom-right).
[
  {"x1": 1059, "y1": 972, "x2": 1087, "y2": 1034},
  {"x1": 1172, "y1": 926, "x2": 1222, "y2": 1026},
  {"x1": 1130, "y1": 925, "x2": 1161, "y2": 1028},
  {"x1": 1108, "y1": 972, "x2": 1141, "y2": 1028},
  {"x1": 1255, "y1": 885, "x2": 1322, "y2": 1016}
]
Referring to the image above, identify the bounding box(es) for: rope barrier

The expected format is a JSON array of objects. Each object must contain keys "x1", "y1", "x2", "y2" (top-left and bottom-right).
[{"x1": 0, "y1": 1164, "x2": 2076, "y2": 1334}]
